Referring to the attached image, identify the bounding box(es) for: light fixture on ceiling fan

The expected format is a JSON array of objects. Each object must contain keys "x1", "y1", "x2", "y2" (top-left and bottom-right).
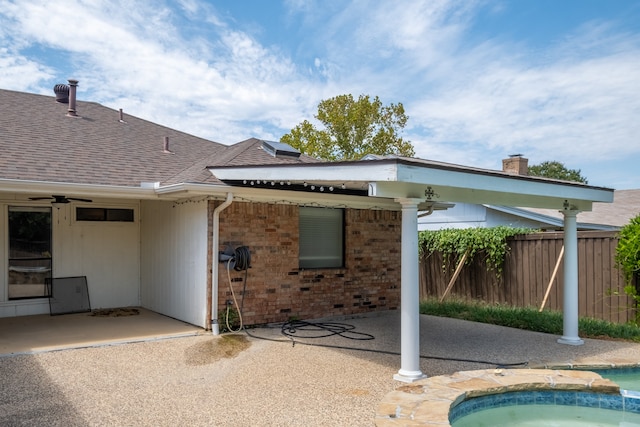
[{"x1": 29, "y1": 195, "x2": 93, "y2": 209}]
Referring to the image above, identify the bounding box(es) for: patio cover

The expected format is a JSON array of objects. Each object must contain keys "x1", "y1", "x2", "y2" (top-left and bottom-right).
[{"x1": 208, "y1": 157, "x2": 614, "y2": 382}]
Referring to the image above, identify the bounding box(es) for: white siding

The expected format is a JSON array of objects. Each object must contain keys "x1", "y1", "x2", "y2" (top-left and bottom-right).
[
  {"x1": 418, "y1": 203, "x2": 487, "y2": 230},
  {"x1": 55, "y1": 201, "x2": 141, "y2": 309},
  {"x1": 484, "y1": 209, "x2": 546, "y2": 229},
  {"x1": 419, "y1": 203, "x2": 558, "y2": 231},
  {"x1": 140, "y1": 200, "x2": 209, "y2": 328}
]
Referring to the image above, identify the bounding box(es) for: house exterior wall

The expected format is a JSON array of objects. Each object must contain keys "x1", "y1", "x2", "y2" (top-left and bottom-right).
[
  {"x1": 484, "y1": 209, "x2": 549, "y2": 229},
  {"x1": 0, "y1": 199, "x2": 140, "y2": 317},
  {"x1": 140, "y1": 199, "x2": 209, "y2": 327},
  {"x1": 215, "y1": 200, "x2": 401, "y2": 326},
  {"x1": 419, "y1": 203, "x2": 553, "y2": 230},
  {"x1": 418, "y1": 203, "x2": 487, "y2": 230},
  {"x1": 55, "y1": 201, "x2": 140, "y2": 309}
]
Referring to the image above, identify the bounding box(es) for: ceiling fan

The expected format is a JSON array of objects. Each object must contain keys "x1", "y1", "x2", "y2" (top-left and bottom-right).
[{"x1": 29, "y1": 195, "x2": 93, "y2": 204}]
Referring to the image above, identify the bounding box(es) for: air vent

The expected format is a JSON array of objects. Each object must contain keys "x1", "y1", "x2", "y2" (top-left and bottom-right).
[
  {"x1": 54, "y1": 84, "x2": 69, "y2": 103},
  {"x1": 261, "y1": 140, "x2": 301, "y2": 158}
]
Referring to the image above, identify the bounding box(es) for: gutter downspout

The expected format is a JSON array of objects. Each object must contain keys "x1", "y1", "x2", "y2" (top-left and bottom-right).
[{"x1": 211, "y1": 193, "x2": 233, "y2": 335}]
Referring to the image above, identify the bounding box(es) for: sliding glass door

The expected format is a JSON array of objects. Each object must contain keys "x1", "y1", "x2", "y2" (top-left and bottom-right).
[{"x1": 8, "y1": 207, "x2": 52, "y2": 299}]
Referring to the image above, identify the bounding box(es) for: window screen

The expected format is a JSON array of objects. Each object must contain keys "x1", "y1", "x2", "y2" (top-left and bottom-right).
[{"x1": 299, "y1": 207, "x2": 344, "y2": 269}]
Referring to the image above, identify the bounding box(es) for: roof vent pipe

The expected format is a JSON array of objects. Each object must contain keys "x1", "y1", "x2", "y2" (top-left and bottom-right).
[
  {"x1": 66, "y1": 79, "x2": 79, "y2": 117},
  {"x1": 163, "y1": 136, "x2": 174, "y2": 154},
  {"x1": 119, "y1": 108, "x2": 125, "y2": 123},
  {"x1": 53, "y1": 84, "x2": 69, "y2": 103}
]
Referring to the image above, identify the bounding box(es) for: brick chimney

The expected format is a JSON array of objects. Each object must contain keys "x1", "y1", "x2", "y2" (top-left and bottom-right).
[{"x1": 502, "y1": 154, "x2": 528, "y2": 175}]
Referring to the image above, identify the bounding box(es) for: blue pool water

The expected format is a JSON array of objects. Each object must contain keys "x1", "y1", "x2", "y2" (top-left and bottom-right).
[
  {"x1": 596, "y1": 367, "x2": 640, "y2": 392},
  {"x1": 450, "y1": 390, "x2": 640, "y2": 427}
]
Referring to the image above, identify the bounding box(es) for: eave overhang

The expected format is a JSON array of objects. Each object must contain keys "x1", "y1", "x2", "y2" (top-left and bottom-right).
[
  {"x1": 0, "y1": 178, "x2": 157, "y2": 201},
  {"x1": 207, "y1": 158, "x2": 614, "y2": 212}
]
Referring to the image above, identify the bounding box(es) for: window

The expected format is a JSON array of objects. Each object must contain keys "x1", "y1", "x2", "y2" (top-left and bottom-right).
[
  {"x1": 299, "y1": 207, "x2": 344, "y2": 269},
  {"x1": 8, "y1": 207, "x2": 52, "y2": 299},
  {"x1": 76, "y1": 207, "x2": 134, "y2": 222}
]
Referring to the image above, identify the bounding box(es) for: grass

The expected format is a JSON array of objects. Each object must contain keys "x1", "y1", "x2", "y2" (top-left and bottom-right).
[{"x1": 420, "y1": 298, "x2": 640, "y2": 342}]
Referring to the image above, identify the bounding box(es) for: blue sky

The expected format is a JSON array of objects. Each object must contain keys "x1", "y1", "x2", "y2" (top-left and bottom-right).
[{"x1": 1, "y1": 0, "x2": 639, "y2": 189}]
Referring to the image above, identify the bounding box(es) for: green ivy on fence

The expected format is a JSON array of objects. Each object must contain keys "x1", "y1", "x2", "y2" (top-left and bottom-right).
[{"x1": 418, "y1": 226, "x2": 537, "y2": 276}]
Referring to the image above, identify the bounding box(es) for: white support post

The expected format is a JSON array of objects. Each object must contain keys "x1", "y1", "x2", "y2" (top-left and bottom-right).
[
  {"x1": 393, "y1": 198, "x2": 426, "y2": 382},
  {"x1": 558, "y1": 208, "x2": 584, "y2": 345}
]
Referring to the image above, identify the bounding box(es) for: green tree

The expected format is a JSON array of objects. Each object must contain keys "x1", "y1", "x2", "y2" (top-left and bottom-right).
[
  {"x1": 528, "y1": 161, "x2": 588, "y2": 184},
  {"x1": 281, "y1": 94, "x2": 414, "y2": 161},
  {"x1": 615, "y1": 214, "x2": 640, "y2": 321},
  {"x1": 616, "y1": 214, "x2": 640, "y2": 287}
]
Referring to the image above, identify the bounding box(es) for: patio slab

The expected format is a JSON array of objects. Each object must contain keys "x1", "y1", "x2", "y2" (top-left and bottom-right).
[
  {"x1": 2, "y1": 311, "x2": 640, "y2": 425},
  {"x1": 0, "y1": 307, "x2": 201, "y2": 356}
]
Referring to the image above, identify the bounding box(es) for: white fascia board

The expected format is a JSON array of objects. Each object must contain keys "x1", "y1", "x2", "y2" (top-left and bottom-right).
[
  {"x1": 0, "y1": 178, "x2": 156, "y2": 200},
  {"x1": 370, "y1": 181, "x2": 592, "y2": 210},
  {"x1": 154, "y1": 183, "x2": 232, "y2": 198},
  {"x1": 208, "y1": 162, "x2": 399, "y2": 182},
  {"x1": 395, "y1": 163, "x2": 613, "y2": 204},
  {"x1": 370, "y1": 181, "x2": 610, "y2": 211}
]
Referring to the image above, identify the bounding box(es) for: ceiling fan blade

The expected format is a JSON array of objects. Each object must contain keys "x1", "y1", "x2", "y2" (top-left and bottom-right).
[
  {"x1": 67, "y1": 198, "x2": 93, "y2": 203},
  {"x1": 29, "y1": 197, "x2": 54, "y2": 200}
]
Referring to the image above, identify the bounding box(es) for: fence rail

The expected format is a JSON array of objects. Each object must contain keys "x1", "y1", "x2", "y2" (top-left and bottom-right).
[{"x1": 419, "y1": 231, "x2": 637, "y2": 324}]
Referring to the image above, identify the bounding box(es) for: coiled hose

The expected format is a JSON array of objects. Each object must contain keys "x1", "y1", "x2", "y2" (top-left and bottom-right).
[{"x1": 225, "y1": 246, "x2": 251, "y2": 332}]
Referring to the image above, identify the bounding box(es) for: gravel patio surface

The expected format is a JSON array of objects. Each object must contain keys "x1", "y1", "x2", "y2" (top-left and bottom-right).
[{"x1": 2, "y1": 311, "x2": 640, "y2": 426}]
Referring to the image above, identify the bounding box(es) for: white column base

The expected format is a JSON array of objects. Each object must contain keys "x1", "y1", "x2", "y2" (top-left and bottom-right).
[
  {"x1": 557, "y1": 336, "x2": 584, "y2": 346},
  {"x1": 394, "y1": 370, "x2": 427, "y2": 383}
]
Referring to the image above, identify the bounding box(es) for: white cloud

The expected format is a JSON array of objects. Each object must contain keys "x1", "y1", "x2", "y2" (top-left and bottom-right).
[
  {"x1": 0, "y1": 0, "x2": 325, "y2": 143},
  {"x1": 408, "y1": 26, "x2": 640, "y2": 168},
  {"x1": 0, "y1": 49, "x2": 54, "y2": 91},
  {"x1": 0, "y1": 0, "x2": 638, "y2": 188}
]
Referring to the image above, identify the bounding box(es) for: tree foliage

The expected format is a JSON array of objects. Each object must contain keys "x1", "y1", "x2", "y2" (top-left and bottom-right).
[
  {"x1": 616, "y1": 214, "x2": 640, "y2": 287},
  {"x1": 281, "y1": 94, "x2": 414, "y2": 161},
  {"x1": 528, "y1": 160, "x2": 588, "y2": 184},
  {"x1": 613, "y1": 214, "x2": 640, "y2": 321},
  {"x1": 419, "y1": 226, "x2": 537, "y2": 276}
]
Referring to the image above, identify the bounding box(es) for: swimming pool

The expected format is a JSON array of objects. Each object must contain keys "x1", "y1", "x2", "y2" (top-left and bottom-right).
[
  {"x1": 595, "y1": 367, "x2": 640, "y2": 392},
  {"x1": 449, "y1": 390, "x2": 640, "y2": 426},
  {"x1": 374, "y1": 368, "x2": 629, "y2": 426},
  {"x1": 449, "y1": 367, "x2": 640, "y2": 426}
]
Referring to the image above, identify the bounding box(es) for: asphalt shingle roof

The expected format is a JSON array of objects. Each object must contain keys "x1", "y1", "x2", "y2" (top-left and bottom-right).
[{"x1": 0, "y1": 88, "x2": 315, "y2": 188}]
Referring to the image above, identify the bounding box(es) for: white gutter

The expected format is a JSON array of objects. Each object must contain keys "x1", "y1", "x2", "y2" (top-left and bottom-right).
[
  {"x1": 211, "y1": 192, "x2": 233, "y2": 335},
  {"x1": 0, "y1": 178, "x2": 158, "y2": 200}
]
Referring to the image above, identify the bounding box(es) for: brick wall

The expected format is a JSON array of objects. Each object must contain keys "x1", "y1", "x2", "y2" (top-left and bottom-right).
[{"x1": 213, "y1": 200, "x2": 401, "y2": 326}]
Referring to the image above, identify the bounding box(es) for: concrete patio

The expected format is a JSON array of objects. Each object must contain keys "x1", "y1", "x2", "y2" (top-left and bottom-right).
[
  {"x1": 0, "y1": 308, "x2": 201, "y2": 356},
  {"x1": 2, "y1": 310, "x2": 640, "y2": 426}
]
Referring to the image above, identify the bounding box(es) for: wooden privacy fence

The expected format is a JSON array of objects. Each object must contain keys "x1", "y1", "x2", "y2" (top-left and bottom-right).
[{"x1": 420, "y1": 231, "x2": 637, "y2": 324}]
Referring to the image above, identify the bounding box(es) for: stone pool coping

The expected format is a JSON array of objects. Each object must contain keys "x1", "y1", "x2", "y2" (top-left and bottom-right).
[{"x1": 374, "y1": 366, "x2": 634, "y2": 426}]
